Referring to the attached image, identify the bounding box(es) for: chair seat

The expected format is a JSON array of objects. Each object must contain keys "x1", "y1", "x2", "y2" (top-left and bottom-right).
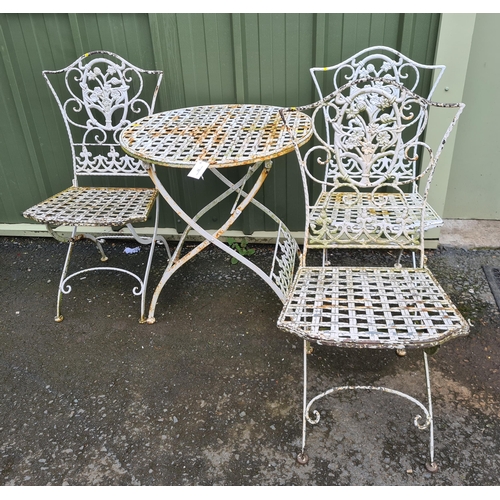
[
  {"x1": 308, "y1": 192, "x2": 442, "y2": 248},
  {"x1": 278, "y1": 266, "x2": 469, "y2": 349},
  {"x1": 23, "y1": 186, "x2": 158, "y2": 227}
]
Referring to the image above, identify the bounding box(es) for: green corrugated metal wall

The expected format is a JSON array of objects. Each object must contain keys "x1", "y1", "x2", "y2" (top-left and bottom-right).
[{"x1": 0, "y1": 13, "x2": 441, "y2": 234}]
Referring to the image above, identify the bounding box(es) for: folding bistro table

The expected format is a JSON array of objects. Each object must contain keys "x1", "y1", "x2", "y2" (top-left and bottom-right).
[{"x1": 120, "y1": 104, "x2": 312, "y2": 323}]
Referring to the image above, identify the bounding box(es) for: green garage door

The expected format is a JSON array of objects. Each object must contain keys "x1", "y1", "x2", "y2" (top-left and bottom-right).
[{"x1": 0, "y1": 13, "x2": 441, "y2": 234}]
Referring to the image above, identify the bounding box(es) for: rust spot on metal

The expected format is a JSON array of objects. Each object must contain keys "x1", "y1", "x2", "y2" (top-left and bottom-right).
[{"x1": 119, "y1": 104, "x2": 313, "y2": 169}]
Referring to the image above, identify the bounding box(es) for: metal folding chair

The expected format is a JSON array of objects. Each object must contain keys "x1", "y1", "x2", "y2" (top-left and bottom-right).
[
  {"x1": 310, "y1": 46, "x2": 446, "y2": 268},
  {"x1": 23, "y1": 51, "x2": 170, "y2": 323},
  {"x1": 278, "y1": 77, "x2": 469, "y2": 471}
]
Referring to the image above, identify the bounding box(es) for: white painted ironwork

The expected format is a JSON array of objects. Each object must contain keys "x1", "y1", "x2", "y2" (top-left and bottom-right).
[
  {"x1": 269, "y1": 222, "x2": 300, "y2": 299},
  {"x1": 311, "y1": 46, "x2": 445, "y2": 98},
  {"x1": 297, "y1": 340, "x2": 437, "y2": 469},
  {"x1": 47, "y1": 50, "x2": 162, "y2": 177},
  {"x1": 278, "y1": 76, "x2": 469, "y2": 471},
  {"x1": 23, "y1": 51, "x2": 170, "y2": 323},
  {"x1": 310, "y1": 46, "x2": 447, "y2": 252},
  {"x1": 281, "y1": 78, "x2": 464, "y2": 255},
  {"x1": 120, "y1": 104, "x2": 312, "y2": 168},
  {"x1": 23, "y1": 187, "x2": 157, "y2": 227},
  {"x1": 310, "y1": 45, "x2": 445, "y2": 151},
  {"x1": 279, "y1": 266, "x2": 468, "y2": 349},
  {"x1": 120, "y1": 104, "x2": 313, "y2": 323}
]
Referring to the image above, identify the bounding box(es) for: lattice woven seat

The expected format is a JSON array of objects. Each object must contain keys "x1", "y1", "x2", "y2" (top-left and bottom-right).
[
  {"x1": 278, "y1": 266, "x2": 468, "y2": 349},
  {"x1": 23, "y1": 186, "x2": 158, "y2": 227},
  {"x1": 309, "y1": 192, "x2": 442, "y2": 248}
]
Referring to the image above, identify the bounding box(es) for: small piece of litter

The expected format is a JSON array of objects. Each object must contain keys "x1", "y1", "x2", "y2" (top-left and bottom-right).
[{"x1": 124, "y1": 247, "x2": 140, "y2": 254}]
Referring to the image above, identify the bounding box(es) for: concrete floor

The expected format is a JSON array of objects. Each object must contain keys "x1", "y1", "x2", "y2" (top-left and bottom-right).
[
  {"x1": 1, "y1": 234, "x2": 499, "y2": 487},
  {"x1": 440, "y1": 219, "x2": 500, "y2": 249}
]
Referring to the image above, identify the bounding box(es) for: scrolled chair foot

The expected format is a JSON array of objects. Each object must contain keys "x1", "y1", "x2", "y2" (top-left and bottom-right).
[
  {"x1": 55, "y1": 315, "x2": 64, "y2": 322},
  {"x1": 296, "y1": 452, "x2": 309, "y2": 465},
  {"x1": 425, "y1": 462, "x2": 439, "y2": 473}
]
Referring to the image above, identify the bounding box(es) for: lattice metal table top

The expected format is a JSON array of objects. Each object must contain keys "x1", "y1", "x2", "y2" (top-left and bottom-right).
[{"x1": 119, "y1": 104, "x2": 313, "y2": 168}]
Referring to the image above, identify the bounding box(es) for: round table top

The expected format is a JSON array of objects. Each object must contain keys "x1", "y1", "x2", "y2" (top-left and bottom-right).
[{"x1": 119, "y1": 103, "x2": 312, "y2": 168}]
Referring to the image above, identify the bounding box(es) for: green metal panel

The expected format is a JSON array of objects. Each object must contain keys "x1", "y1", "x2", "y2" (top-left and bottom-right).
[{"x1": 0, "y1": 12, "x2": 441, "y2": 233}]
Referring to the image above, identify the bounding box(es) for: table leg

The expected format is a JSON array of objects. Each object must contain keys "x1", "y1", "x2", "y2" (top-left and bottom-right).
[
  {"x1": 172, "y1": 161, "x2": 265, "y2": 260},
  {"x1": 147, "y1": 161, "x2": 295, "y2": 323},
  {"x1": 209, "y1": 167, "x2": 301, "y2": 299}
]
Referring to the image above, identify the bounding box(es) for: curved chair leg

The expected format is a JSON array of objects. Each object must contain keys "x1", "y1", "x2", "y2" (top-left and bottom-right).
[
  {"x1": 137, "y1": 198, "x2": 165, "y2": 323},
  {"x1": 53, "y1": 199, "x2": 170, "y2": 323},
  {"x1": 80, "y1": 233, "x2": 108, "y2": 261},
  {"x1": 296, "y1": 342, "x2": 439, "y2": 471},
  {"x1": 53, "y1": 226, "x2": 112, "y2": 322},
  {"x1": 47, "y1": 223, "x2": 109, "y2": 261},
  {"x1": 55, "y1": 229, "x2": 76, "y2": 323}
]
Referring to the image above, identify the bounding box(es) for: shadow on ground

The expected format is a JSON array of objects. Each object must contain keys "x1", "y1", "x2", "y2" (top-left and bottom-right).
[{"x1": 0, "y1": 236, "x2": 499, "y2": 486}]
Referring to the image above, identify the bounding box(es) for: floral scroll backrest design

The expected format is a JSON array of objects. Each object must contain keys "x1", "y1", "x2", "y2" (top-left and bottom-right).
[
  {"x1": 300, "y1": 79, "x2": 432, "y2": 198},
  {"x1": 330, "y1": 81, "x2": 428, "y2": 190},
  {"x1": 310, "y1": 47, "x2": 446, "y2": 187},
  {"x1": 44, "y1": 51, "x2": 163, "y2": 177},
  {"x1": 281, "y1": 77, "x2": 464, "y2": 252}
]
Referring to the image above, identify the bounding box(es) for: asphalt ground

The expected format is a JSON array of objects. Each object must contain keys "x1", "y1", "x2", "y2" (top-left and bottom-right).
[{"x1": 1, "y1": 236, "x2": 499, "y2": 491}]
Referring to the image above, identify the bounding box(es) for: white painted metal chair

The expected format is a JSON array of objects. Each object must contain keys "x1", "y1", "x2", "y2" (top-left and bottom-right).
[
  {"x1": 310, "y1": 46, "x2": 446, "y2": 266},
  {"x1": 278, "y1": 77, "x2": 469, "y2": 471},
  {"x1": 23, "y1": 51, "x2": 170, "y2": 323}
]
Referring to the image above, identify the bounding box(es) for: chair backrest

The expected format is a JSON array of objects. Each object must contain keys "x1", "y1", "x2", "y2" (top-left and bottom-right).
[
  {"x1": 43, "y1": 51, "x2": 163, "y2": 181},
  {"x1": 280, "y1": 77, "x2": 465, "y2": 251},
  {"x1": 310, "y1": 46, "x2": 445, "y2": 101},
  {"x1": 310, "y1": 46, "x2": 446, "y2": 189}
]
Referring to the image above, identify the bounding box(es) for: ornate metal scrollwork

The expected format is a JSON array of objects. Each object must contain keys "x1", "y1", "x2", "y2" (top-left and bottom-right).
[
  {"x1": 51, "y1": 53, "x2": 157, "y2": 177},
  {"x1": 270, "y1": 223, "x2": 300, "y2": 298}
]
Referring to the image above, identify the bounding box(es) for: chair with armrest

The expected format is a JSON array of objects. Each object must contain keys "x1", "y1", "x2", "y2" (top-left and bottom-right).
[
  {"x1": 278, "y1": 77, "x2": 469, "y2": 471},
  {"x1": 310, "y1": 46, "x2": 447, "y2": 268}
]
